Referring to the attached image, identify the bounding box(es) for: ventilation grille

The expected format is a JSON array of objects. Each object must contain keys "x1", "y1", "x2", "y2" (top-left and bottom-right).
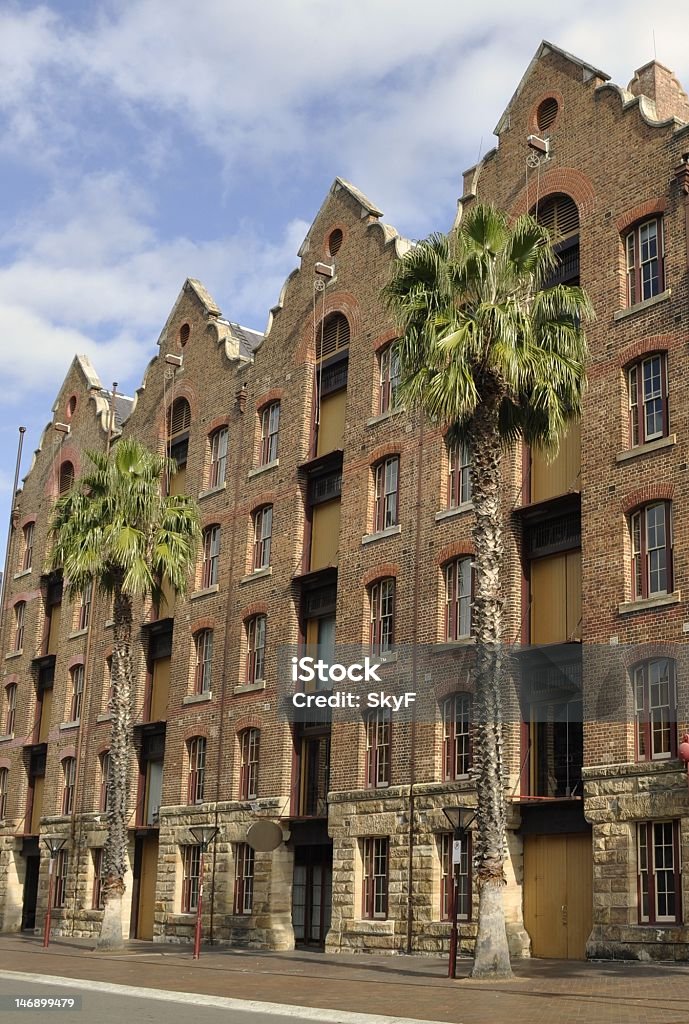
[
  {"x1": 309, "y1": 471, "x2": 342, "y2": 506},
  {"x1": 319, "y1": 359, "x2": 348, "y2": 396},
  {"x1": 168, "y1": 398, "x2": 191, "y2": 437},
  {"x1": 328, "y1": 228, "x2": 343, "y2": 256},
  {"x1": 535, "y1": 194, "x2": 579, "y2": 239},
  {"x1": 304, "y1": 585, "x2": 337, "y2": 617},
  {"x1": 536, "y1": 97, "x2": 559, "y2": 132},
  {"x1": 526, "y1": 512, "x2": 580, "y2": 558},
  {"x1": 317, "y1": 313, "x2": 350, "y2": 361}
]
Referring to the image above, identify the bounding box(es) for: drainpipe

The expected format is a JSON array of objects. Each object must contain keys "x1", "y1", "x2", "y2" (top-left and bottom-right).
[{"x1": 406, "y1": 410, "x2": 424, "y2": 955}]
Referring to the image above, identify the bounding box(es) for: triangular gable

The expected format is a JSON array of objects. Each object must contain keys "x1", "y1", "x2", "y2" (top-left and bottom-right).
[
  {"x1": 156, "y1": 277, "x2": 222, "y2": 348},
  {"x1": 297, "y1": 177, "x2": 383, "y2": 258}
]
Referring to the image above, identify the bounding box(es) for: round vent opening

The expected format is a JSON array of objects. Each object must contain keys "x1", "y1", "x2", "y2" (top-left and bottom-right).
[
  {"x1": 536, "y1": 97, "x2": 559, "y2": 132},
  {"x1": 179, "y1": 323, "x2": 190, "y2": 347},
  {"x1": 328, "y1": 228, "x2": 343, "y2": 257}
]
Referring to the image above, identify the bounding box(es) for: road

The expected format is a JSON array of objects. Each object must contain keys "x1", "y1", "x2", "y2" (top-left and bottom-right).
[{"x1": 0, "y1": 974, "x2": 417, "y2": 1024}]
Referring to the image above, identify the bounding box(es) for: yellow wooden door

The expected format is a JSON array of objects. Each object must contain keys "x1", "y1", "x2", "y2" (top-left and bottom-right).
[
  {"x1": 310, "y1": 500, "x2": 340, "y2": 570},
  {"x1": 38, "y1": 688, "x2": 53, "y2": 743},
  {"x1": 523, "y1": 832, "x2": 592, "y2": 959},
  {"x1": 150, "y1": 657, "x2": 170, "y2": 721},
  {"x1": 316, "y1": 391, "x2": 346, "y2": 455},
  {"x1": 531, "y1": 423, "x2": 580, "y2": 502},
  {"x1": 136, "y1": 837, "x2": 159, "y2": 940}
]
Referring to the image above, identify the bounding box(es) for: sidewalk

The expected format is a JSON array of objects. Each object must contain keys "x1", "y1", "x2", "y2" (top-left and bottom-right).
[{"x1": 1, "y1": 933, "x2": 688, "y2": 1023}]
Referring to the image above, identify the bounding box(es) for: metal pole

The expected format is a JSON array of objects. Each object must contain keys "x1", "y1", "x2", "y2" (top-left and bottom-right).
[
  {"x1": 193, "y1": 847, "x2": 206, "y2": 959},
  {"x1": 448, "y1": 865, "x2": 459, "y2": 978},
  {"x1": 43, "y1": 857, "x2": 55, "y2": 948}
]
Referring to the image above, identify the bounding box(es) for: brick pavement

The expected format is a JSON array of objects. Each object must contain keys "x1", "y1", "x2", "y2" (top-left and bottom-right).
[{"x1": 1, "y1": 935, "x2": 689, "y2": 1023}]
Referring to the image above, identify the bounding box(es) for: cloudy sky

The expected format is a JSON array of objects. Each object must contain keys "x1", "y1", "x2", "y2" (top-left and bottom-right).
[{"x1": 0, "y1": 0, "x2": 687, "y2": 555}]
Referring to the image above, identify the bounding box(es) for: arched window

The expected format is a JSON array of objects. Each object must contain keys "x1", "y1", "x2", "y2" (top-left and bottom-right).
[
  {"x1": 373, "y1": 456, "x2": 399, "y2": 532},
  {"x1": 167, "y1": 397, "x2": 191, "y2": 467},
  {"x1": 630, "y1": 502, "x2": 672, "y2": 600},
  {"x1": 193, "y1": 629, "x2": 213, "y2": 695},
  {"x1": 369, "y1": 578, "x2": 395, "y2": 655},
  {"x1": 209, "y1": 426, "x2": 229, "y2": 488},
  {"x1": 201, "y1": 525, "x2": 220, "y2": 588},
  {"x1": 534, "y1": 193, "x2": 579, "y2": 239},
  {"x1": 77, "y1": 581, "x2": 92, "y2": 631},
  {"x1": 317, "y1": 312, "x2": 350, "y2": 362},
  {"x1": 633, "y1": 658, "x2": 676, "y2": 760},
  {"x1": 366, "y1": 708, "x2": 391, "y2": 788},
  {"x1": 252, "y1": 505, "x2": 273, "y2": 570},
  {"x1": 444, "y1": 558, "x2": 472, "y2": 640},
  {"x1": 21, "y1": 522, "x2": 35, "y2": 572},
  {"x1": 238, "y1": 728, "x2": 259, "y2": 799},
  {"x1": 628, "y1": 353, "x2": 668, "y2": 447},
  {"x1": 442, "y1": 693, "x2": 472, "y2": 779},
  {"x1": 58, "y1": 461, "x2": 75, "y2": 496},
  {"x1": 447, "y1": 440, "x2": 471, "y2": 509},
  {"x1": 13, "y1": 602, "x2": 26, "y2": 652},
  {"x1": 625, "y1": 218, "x2": 664, "y2": 306},
  {"x1": 0, "y1": 767, "x2": 8, "y2": 819},
  {"x1": 4, "y1": 683, "x2": 17, "y2": 735},
  {"x1": 260, "y1": 402, "x2": 280, "y2": 465},
  {"x1": 69, "y1": 664, "x2": 84, "y2": 722},
  {"x1": 379, "y1": 343, "x2": 400, "y2": 414},
  {"x1": 62, "y1": 756, "x2": 76, "y2": 815},
  {"x1": 187, "y1": 736, "x2": 206, "y2": 804},
  {"x1": 99, "y1": 751, "x2": 110, "y2": 812},
  {"x1": 245, "y1": 616, "x2": 266, "y2": 684}
]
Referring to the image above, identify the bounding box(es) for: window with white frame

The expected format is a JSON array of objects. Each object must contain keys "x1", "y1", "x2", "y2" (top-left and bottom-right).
[
  {"x1": 181, "y1": 844, "x2": 201, "y2": 913},
  {"x1": 201, "y1": 525, "x2": 220, "y2": 589},
  {"x1": 187, "y1": 736, "x2": 206, "y2": 804},
  {"x1": 69, "y1": 665, "x2": 84, "y2": 722},
  {"x1": 442, "y1": 693, "x2": 472, "y2": 779},
  {"x1": 630, "y1": 502, "x2": 672, "y2": 600},
  {"x1": 379, "y1": 343, "x2": 400, "y2": 414},
  {"x1": 21, "y1": 522, "x2": 34, "y2": 572},
  {"x1": 0, "y1": 767, "x2": 8, "y2": 819},
  {"x1": 634, "y1": 658, "x2": 676, "y2": 761},
  {"x1": 245, "y1": 616, "x2": 266, "y2": 685},
  {"x1": 193, "y1": 629, "x2": 213, "y2": 695},
  {"x1": 77, "y1": 581, "x2": 92, "y2": 631},
  {"x1": 13, "y1": 602, "x2": 25, "y2": 652},
  {"x1": 366, "y1": 709, "x2": 391, "y2": 788},
  {"x1": 239, "y1": 728, "x2": 259, "y2": 800},
  {"x1": 637, "y1": 820, "x2": 680, "y2": 924},
  {"x1": 373, "y1": 457, "x2": 399, "y2": 532},
  {"x1": 260, "y1": 403, "x2": 280, "y2": 465},
  {"x1": 361, "y1": 837, "x2": 388, "y2": 919},
  {"x1": 369, "y1": 578, "x2": 395, "y2": 655},
  {"x1": 444, "y1": 558, "x2": 472, "y2": 640},
  {"x1": 4, "y1": 683, "x2": 17, "y2": 735},
  {"x1": 62, "y1": 757, "x2": 76, "y2": 815},
  {"x1": 448, "y1": 441, "x2": 471, "y2": 508},
  {"x1": 233, "y1": 843, "x2": 255, "y2": 914},
  {"x1": 628, "y1": 354, "x2": 667, "y2": 447},
  {"x1": 253, "y1": 505, "x2": 273, "y2": 570},
  {"x1": 209, "y1": 426, "x2": 229, "y2": 488},
  {"x1": 625, "y1": 218, "x2": 664, "y2": 307}
]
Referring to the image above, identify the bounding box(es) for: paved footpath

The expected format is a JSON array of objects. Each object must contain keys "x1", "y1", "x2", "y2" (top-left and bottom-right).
[{"x1": 1, "y1": 934, "x2": 689, "y2": 1024}]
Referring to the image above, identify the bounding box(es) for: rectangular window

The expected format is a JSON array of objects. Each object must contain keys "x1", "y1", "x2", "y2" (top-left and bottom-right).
[
  {"x1": 366, "y1": 710, "x2": 391, "y2": 788},
  {"x1": 0, "y1": 767, "x2": 8, "y2": 818},
  {"x1": 637, "y1": 821, "x2": 680, "y2": 924},
  {"x1": 253, "y1": 506, "x2": 273, "y2": 570},
  {"x1": 439, "y1": 832, "x2": 471, "y2": 921},
  {"x1": 22, "y1": 522, "x2": 34, "y2": 572},
  {"x1": 53, "y1": 849, "x2": 68, "y2": 909},
  {"x1": 239, "y1": 728, "x2": 260, "y2": 800},
  {"x1": 209, "y1": 427, "x2": 229, "y2": 488},
  {"x1": 442, "y1": 694, "x2": 472, "y2": 779},
  {"x1": 635, "y1": 659, "x2": 675, "y2": 761},
  {"x1": 100, "y1": 752, "x2": 110, "y2": 813},
  {"x1": 374, "y1": 457, "x2": 399, "y2": 532},
  {"x1": 448, "y1": 442, "x2": 471, "y2": 508},
  {"x1": 362, "y1": 837, "x2": 388, "y2": 919},
  {"x1": 260, "y1": 403, "x2": 280, "y2": 465},
  {"x1": 182, "y1": 844, "x2": 201, "y2": 913},
  {"x1": 379, "y1": 344, "x2": 400, "y2": 414},
  {"x1": 70, "y1": 665, "x2": 84, "y2": 722},
  {"x1": 626, "y1": 218, "x2": 663, "y2": 306},
  {"x1": 246, "y1": 617, "x2": 266, "y2": 685},
  {"x1": 629, "y1": 355, "x2": 667, "y2": 447},
  {"x1": 631, "y1": 503, "x2": 672, "y2": 600},
  {"x1": 62, "y1": 758, "x2": 76, "y2": 815},
  {"x1": 202, "y1": 526, "x2": 220, "y2": 588},
  {"x1": 78, "y1": 582, "x2": 92, "y2": 631},
  {"x1": 194, "y1": 630, "x2": 213, "y2": 694},
  {"x1": 445, "y1": 558, "x2": 472, "y2": 640},
  {"x1": 370, "y1": 578, "x2": 395, "y2": 655},
  {"x1": 233, "y1": 843, "x2": 255, "y2": 915},
  {"x1": 92, "y1": 848, "x2": 105, "y2": 910},
  {"x1": 5, "y1": 684, "x2": 17, "y2": 735}
]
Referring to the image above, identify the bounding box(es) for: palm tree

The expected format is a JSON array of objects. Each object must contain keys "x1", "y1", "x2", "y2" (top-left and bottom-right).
[
  {"x1": 384, "y1": 203, "x2": 592, "y2": 978},
  {"x1": 48, "y1": 439, "x2": 200, "y2": 949}
]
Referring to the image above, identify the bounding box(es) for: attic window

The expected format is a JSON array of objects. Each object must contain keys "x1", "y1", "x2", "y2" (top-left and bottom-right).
[
  {"x1": 536, "y1": 97, "x2": 559, "y2": 132},
  {"x1": 66, "y1": 396, "x2": 77, "y2": 421},
  {"x1": 534, "y1": 193, "x2": 579, "y2": 239},
  {"x1": 317, "y1": 312, "x2": 350, "y2": 362},
  {"x1": 179, "y1": 323, "x2": 190, "y2": 347},
  {"x1": 328, "y1": 229, "x2": 343, "y2": 257}
]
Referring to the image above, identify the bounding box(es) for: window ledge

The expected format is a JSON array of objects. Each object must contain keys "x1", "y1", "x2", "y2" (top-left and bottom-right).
[
  {"x1": 104, "y1": 620, "x2": 114, "y2": 628},
  {"x1": 432, "y1": 639, "x2": 475, "y2": 653},
  {"x1": 5, "y1": 651, "x2": 22, "y2": 660},
  {"x1": 0, "y1": 733, "x2": 14, "y2": 743},
  {"x1": 198, "y1": 482, "x2": 227, "y2": 500},
  {"x1": 96, "y1": 713, "x2": 112, "y2": 723},
  {"x1": 435, "y1": 502, "x2": 473, "y2": 522},
  {"x1": 182, "y1": 691, "x2": 213, "y2": 705},
  {"x1": 362, "y1": 525, "x2": 402, "y2": 546},
  {"x1": 13, "y1": 569, "x2": 31, "y2": 580},
  {"x1": 618, "y1": 591, "x2": 681, "y2": 616},
  {"x1": 613, "y1": 288, "x2": 671, "y2": 321},
  {"x1": 616, "y1": 434, "x2": 676, "y2": 462},
  {"x1": 190, "y1": 584, "x2": 220, "y2": 600},
  {"x1": 240, "y1": 566, "x2": 273, "y2": 585},
  {"x1": 248, "y1": 459, "x2": 279, "y2": 479},
  {"x1": 365, "y1": 408, "x2": 403, "y2": 428},
  {"x1": 59, "y1": 720, "x2": 80, "y2": 731},
  {"x1": 233, "y1": 680, "x2": 266, "y2": 695},
  {"x1": 68, "y1": 628, "x2": 89, "y2": 640}
]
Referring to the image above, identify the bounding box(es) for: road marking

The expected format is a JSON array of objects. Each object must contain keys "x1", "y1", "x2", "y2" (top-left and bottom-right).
[{"x1": 0, "y1": 970, "x2": 453, "y2": 1024}]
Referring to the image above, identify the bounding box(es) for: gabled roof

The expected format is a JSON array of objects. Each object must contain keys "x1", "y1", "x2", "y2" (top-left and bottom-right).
[
  {"x1": 156, "y1": 277, "x2": 222, "y2": 347},
  {"x1": 297, "y1": 177, "x2": 383, "y2": 258},
  {"x1": 494, "y1": 39, "x2": 610, "y2": 136}
]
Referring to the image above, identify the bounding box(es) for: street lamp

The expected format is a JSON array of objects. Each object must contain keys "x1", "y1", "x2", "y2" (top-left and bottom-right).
[
  {"x1": 188, "y1": 826, "x2": 220, "y2": 960},
  {"x1": 41, "y1": 835, "x2": 67, "y2": 948},
  {"x1": 442, "y1": 807, "x2": 475, "y2": 979}
]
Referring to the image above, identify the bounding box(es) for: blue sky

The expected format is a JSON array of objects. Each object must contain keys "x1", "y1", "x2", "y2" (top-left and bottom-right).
[{"x1": 1, "y1": 0, "x2": 687, "y2": 557}]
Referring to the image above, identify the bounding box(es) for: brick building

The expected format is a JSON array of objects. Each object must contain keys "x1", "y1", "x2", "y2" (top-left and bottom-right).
[{"x1": 1, "y1": 40, "x2": 689, "y2": 961}]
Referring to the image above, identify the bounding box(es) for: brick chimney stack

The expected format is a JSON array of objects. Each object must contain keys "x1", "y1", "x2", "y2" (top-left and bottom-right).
[{"x1": 628, "y1": 61, "x2": 689, "y2": 123}]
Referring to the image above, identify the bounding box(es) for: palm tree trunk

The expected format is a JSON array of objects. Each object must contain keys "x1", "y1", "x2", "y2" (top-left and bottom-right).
[
  {"x1": 468, "y1": 385, "x2": 513, "y2": 979},
  {"x1": 97, "y1": 581, "x2": 133, "y2": 950}
]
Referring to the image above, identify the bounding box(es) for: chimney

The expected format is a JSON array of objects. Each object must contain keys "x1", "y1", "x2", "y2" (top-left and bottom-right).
[{"x1": 628, "y1": 61, "x2": 689, "y2": 123}]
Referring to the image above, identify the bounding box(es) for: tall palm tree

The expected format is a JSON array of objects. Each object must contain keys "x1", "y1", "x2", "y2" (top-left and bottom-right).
[
  {"x1": 384, "y1": 203, "x2": 593, "y2": 978},
  {"x1": 48, "y1": 439, "x2": 200, "y2": 949}
]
